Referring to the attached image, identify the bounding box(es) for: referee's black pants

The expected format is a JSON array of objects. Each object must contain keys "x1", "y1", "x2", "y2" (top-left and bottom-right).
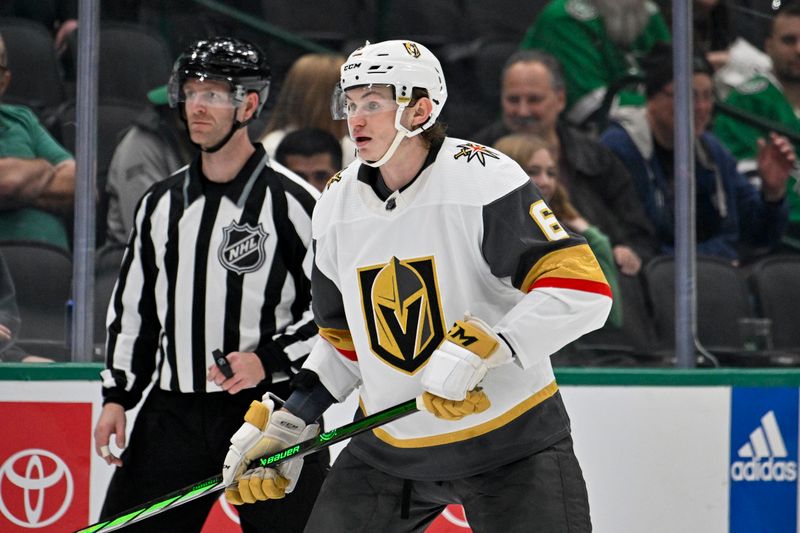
[{"x1": 100, "y1": 382, "x2": 327, "y2": 533}]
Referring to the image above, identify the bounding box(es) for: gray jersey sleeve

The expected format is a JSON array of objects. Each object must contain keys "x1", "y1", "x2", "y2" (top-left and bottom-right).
[
  {"x1": 311, "y1": 246, "x2": 349, "y2": 331},
  {"x1": 482, "y1": 180, "x2": 589, "y2": 291}
]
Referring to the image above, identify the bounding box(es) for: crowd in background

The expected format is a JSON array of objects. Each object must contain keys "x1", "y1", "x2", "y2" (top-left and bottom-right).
[{"x1": 1, "y1": 0, "x2": 799, "y2": 365}]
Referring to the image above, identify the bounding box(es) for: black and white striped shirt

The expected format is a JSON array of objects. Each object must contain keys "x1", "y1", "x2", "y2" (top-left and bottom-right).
[{"x1": 101, "y1": 144, "x2": 319, "y2": 409}]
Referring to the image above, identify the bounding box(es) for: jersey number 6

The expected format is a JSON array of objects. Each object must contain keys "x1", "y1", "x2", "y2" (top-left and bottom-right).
[{"x1": 529, "y1": 200, "x2": 568, "y2": 241}]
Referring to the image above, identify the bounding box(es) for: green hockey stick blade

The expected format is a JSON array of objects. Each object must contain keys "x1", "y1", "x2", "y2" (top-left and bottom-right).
[{"x1": 74, "y1": 398, "x2": 419, "y2": 532}]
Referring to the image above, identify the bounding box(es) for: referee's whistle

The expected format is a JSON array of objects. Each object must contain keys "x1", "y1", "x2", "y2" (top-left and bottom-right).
[{"x1": 212, "y1": 349, "x2": 234, "y2": 379}]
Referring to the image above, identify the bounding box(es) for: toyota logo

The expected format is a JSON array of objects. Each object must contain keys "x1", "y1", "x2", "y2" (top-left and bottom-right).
[{"x1": 0, "y1": 448, "x2": 73, "y2": 528}]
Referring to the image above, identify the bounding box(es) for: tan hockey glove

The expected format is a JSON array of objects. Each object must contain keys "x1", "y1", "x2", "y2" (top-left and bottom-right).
[
  {"x1": 222, "y1": 397, "x2": 317, "y2": 505},
  {"x1": 418, "y1": 389, "x2": 491, "y2": 420},
  {"x1": 420, "y1": 313, "x2": 513, "y2": 418}
]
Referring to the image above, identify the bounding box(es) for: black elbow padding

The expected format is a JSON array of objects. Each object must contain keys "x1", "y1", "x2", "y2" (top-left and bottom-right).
[{"x1": 290, "y1": 368, "x2": 320, "y2": 392}]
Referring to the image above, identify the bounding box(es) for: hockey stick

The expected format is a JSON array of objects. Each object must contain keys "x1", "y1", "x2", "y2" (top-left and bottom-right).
[{"x1": 75, "y1": 398, "x2": 420, "y2": 533}]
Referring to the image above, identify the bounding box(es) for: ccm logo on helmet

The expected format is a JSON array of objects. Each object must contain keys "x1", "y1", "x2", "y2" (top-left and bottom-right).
[{"x1": 344, "y1": 63, "x2": 361, "y2": 71}]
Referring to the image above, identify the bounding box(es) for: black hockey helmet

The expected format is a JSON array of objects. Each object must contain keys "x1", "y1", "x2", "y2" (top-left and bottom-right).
[{"x1": 168, "y1": 36, "x2": 271, "y2": 117}]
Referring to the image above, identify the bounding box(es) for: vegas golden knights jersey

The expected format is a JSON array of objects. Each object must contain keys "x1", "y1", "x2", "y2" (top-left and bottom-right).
[{"x1": 305, "y1": 137, "x2": 612, "y2": 480}]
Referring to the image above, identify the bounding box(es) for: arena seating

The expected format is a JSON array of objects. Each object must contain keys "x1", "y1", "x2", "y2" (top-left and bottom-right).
[
  {"x1": 0, "y1": 17, "x2": 66, "y2": 122},
  {"x1": 0, "y1": 241, "x2": 72, "y2": 358},
  {"x1": 748, "y1": 255, "x2": 800, "y2": 352}
]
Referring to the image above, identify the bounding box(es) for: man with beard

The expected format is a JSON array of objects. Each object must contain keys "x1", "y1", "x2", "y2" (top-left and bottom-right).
[
  {"x1": 473, "y1": 50, "x2": 656, "y2": 276},
  {"x1": 715, "y1": 0, "x2": 800, "y2": 252},
  {"x1": 521, "y1": 0, "x2": 670, "y2": 129}
]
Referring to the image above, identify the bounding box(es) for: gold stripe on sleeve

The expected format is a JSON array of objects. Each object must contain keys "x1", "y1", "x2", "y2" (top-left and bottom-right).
[
  {"x1": 318, "y1": 327, "x2": 358, "y2": 361},
  {"x1": 520, "y1": 244, "x2": 607, "y2": 293}
]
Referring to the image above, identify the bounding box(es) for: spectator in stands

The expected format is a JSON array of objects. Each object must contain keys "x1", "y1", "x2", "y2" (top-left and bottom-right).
[
  {"x1": 275, "y1": 128, "x2": 342, "y2": 192},
  {"x1": 601, "y1": 43, "x2": 795, "y2": 264},
  {"x1": 714, "y1": 0, "x2": 800, "y2": 252},
  {"x1": 0, "y1": 32, "x2": 75, "y2": 250},
  {"x1": 259, "y1": 53, "x2": 355, "y2": 166},
  {"x1": 105, "y1": 85, "x2": 193, "y2": 244},
  {"x1": 474, "y1": 50, "x2": 656, "y2": 276},
  {"x1": 521, "y1": 0, "x2": 670, "y2": 129},
  {"x1": 495, "y1": 132, "x2": 622, "y2": 328}
]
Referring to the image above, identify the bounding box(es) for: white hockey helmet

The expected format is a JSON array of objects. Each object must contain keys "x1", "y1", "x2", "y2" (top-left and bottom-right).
[{"x1": 333, "y1": 40, "x2": 448, "y2": 166}]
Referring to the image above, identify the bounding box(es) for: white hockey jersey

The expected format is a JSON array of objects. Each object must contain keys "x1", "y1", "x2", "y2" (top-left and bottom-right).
[{"x1": 304, "y1": 137, "x2": 611, "y2": 480}]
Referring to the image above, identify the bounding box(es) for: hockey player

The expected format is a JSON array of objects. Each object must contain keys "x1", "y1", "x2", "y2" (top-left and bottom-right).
[
  {"x1": 92, "y1": 37, "x2": 324, "y2": 532},
  {"x1": 222, "y1": 40, "x2": 612, "y2": 532}
]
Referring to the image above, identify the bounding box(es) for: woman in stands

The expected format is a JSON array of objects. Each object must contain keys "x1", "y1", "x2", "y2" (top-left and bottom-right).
[
  {"x1": 259, "y1": 53, "x2": 355, "y2": 165},
  {"x1": 495, "y1": 133, "x2": 622, "y2": 329}
]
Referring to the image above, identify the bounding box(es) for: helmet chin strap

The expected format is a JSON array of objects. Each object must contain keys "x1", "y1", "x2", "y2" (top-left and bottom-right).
[
  {"x1": 181, "y1": 104, "x2": 253, "y2": 154},
  {"x1": 359, "y1": 104, "x2": 427, "y2": 168},
  {"x1": 361, "y1": 129, "x2": 406, "y2": 168},
  {"x1": 199, "y1": 115, "x2": 251, "y2": 154}
]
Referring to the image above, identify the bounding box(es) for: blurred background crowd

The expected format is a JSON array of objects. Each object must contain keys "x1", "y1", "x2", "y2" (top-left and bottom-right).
[{"x1": 0, "y1": 0, "x2": 798, "y2": 367}]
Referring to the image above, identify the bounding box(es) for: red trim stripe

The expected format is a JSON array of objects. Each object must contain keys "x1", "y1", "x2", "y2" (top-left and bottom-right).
[
  {"x1": 336, "y1": 348, "x2": 358, "y2": 361},
  {"x1": 531, "y1": 277, "x2": 613, "y2": 298}
]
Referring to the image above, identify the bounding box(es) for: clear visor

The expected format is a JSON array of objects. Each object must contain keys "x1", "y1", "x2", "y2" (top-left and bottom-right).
[
  {"x1": 173, "y1": 78, "x2": 245, "y2": 109},
  {"x1": 330, "y1": 84, "x2": 399, "y2": 120}
]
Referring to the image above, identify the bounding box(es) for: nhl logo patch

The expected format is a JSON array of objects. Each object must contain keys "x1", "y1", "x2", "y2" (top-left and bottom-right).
[{"x1": 218, "y1": 221, "x2": 269, "y2": 274}]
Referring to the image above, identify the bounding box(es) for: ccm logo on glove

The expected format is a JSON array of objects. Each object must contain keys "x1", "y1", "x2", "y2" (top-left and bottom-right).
[{"x1": 419, "y1": 314, "x2": 513, "y2": 417}]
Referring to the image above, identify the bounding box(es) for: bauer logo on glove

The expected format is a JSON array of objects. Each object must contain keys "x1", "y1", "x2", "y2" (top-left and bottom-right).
[{"x1": 221, "y1": 395, "x2": 318, "y2": 505}]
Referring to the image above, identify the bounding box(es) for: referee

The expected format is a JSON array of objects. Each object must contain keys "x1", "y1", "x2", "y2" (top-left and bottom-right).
[{"x1": 92, "y1": 37, "x2": 324, "y2": 532}]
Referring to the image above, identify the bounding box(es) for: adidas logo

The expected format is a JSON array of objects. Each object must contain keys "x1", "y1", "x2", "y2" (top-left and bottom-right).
[{"x1": 730, "y1": 410, "x2": 798, "y2": 482}]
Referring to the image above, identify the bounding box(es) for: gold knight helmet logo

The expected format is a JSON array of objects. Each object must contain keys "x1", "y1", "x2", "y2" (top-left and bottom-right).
[
  {"x1": 403, "y1": 42, "x2": 421, "y2": 58},
  {"x1": 358, "y1": 256, "x2": 446, "y2": 374}
]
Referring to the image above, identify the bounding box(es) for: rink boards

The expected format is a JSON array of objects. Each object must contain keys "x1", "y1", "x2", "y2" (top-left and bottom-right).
[{"x1": 0, "y1": 365, "x2": 798, "y2": 533}]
